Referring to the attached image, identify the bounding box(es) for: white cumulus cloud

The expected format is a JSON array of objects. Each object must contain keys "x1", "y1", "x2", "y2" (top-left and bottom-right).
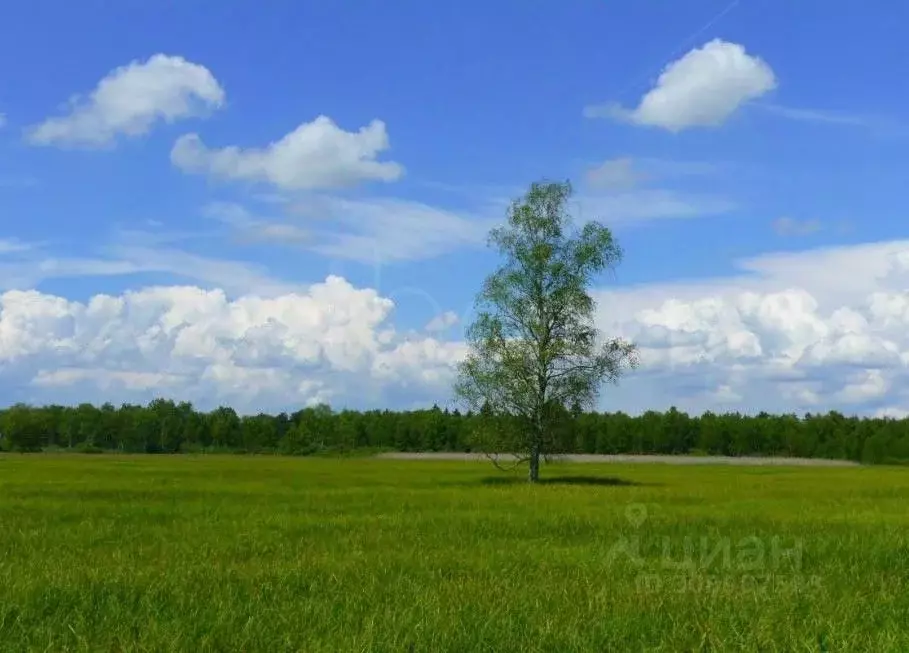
[
  {"x1": 596, "y1": 239, "x2": 909, "y2": 416},
  {"x1": 171, "y1": 115, "x2": 404, "y2": 190},
  {"x1": 28, "y1": 54, "x2": 225, "y2": 148},
  {"x1": 586, "y1": 39, "x2": 776, "y2": 132},
  {"x1": 0, "y1": 277, "x2": 463, "y2": 412},
  {"x1": 7, "y1": 237, "x2": 909, "y2": 417}
]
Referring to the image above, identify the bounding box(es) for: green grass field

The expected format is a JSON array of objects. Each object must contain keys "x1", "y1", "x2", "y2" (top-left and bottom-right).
[{"x1": 1, "y1": 455, "x2": 907, "y2": 652}]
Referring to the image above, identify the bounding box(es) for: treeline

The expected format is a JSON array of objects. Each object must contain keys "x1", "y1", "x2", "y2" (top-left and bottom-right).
[{"x1": 1, "y1": 400, "x2": 908, "y2": 464}]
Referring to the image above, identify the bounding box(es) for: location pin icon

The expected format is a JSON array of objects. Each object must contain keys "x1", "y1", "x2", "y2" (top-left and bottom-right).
[{"x1": 625, "y1": 504, "x2": 647, "y2": 528}]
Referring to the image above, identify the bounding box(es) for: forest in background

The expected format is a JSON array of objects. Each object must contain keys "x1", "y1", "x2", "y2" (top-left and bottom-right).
[{"x1": 1, "y1": 399, "x2": 907, "y2": 464}]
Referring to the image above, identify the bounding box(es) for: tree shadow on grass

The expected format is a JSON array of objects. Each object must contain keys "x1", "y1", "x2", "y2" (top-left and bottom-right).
[{"x1": 479, "y1": 475, "x2": 655, "y2": 487}]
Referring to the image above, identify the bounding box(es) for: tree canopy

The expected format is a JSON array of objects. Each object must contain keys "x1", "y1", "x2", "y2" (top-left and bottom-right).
[
  {"x1": 1, "y1": 400, "x2": 907, "y2": 465},
  {"x1": 455, "y1": 180, "x2": 638, "y2": 482}
]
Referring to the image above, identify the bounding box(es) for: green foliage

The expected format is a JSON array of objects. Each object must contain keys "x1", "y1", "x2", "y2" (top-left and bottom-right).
[
  {"x1": 0, "y1": 403, "x2": 44, "y2": 452},
  {"x1": 456, "y1": 180, "x2": 638, "y2": 480},
  {"x1": 1, "y1": 456, "x2": 908, "y2": 650},
  {"x1": 279, "y1": 421, "x2": 321, "y2": 456},
  {"x1": 3, "y1": 399, "x2": 909, "y2": 463}
]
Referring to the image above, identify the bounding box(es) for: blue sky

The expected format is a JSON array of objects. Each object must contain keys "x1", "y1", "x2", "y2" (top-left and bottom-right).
[{"x1": 3, "y1": 0, "x2": 909, "y2": 416}]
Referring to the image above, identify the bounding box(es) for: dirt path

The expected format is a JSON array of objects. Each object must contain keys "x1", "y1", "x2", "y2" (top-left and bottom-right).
[{"x1": 375, "y1": 452, "x2": 860, "y2": 467}]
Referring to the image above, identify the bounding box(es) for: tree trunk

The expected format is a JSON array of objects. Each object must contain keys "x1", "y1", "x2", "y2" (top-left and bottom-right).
[{"x1": 528, "y1": 445, "x2": 541, "y2": 483}]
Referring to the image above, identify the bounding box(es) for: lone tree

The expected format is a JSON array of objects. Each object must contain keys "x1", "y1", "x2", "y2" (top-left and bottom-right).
[{"x1": 455, "y1": 180, "x2": 638, "y2": 483}]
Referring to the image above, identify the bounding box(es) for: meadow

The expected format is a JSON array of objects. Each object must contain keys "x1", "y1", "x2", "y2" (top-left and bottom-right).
[{"x1": 0, "y1": 454, "x2": 907, "y2": 652}]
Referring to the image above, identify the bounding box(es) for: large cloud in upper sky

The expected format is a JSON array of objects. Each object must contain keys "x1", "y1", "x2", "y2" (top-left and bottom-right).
[
  {"x1": 171, "y1": 116, "x2": 404, "y2": 190},
  {"x1": 586, "y1": 39, "x2": 776, "y2": 132},
  {"x1": 6, "y1": 239, "x2": 909, "y2": 417},
  {"x1": 28, "y1": 54, "x2": 225, "y2": 148}
]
